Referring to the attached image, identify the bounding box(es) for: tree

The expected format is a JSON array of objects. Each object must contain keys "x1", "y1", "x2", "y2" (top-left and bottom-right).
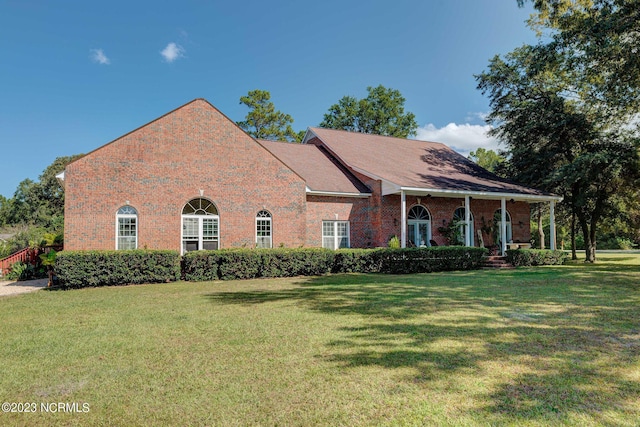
[
  {"x1": 2, "y1": 154, "x2": 83, "y2": 230},
  {"x1": 237, "y1": 90, "x2": 302, "y2": 142},
  {"x1": 467, "y1": 148, "x2": 505, "y2": 174},
  {"x1": 0, "y1": 195, "x2": 10, "y2": 227},
  {"x1": 519, "y1": 0, "x2": 640, "y2": 123},
  {"x1": 320, "y1": 85, "x2": 418, "y2": 138},
  {"x1": 477, "y1": 44, "x2": 640, "y2": 262}
]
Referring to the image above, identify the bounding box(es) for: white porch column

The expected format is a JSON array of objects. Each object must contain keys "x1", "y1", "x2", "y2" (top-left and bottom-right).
[
  {"x1": 401, "y1": 190, "x2": 407, "y2": 248},
  {"x1": 549, "y1": 200, "x2": 556, "y2": 250},
  {"x1": 465, "y1": 195, "x2": 471, "y2": 247},
  {"x1": 501, "y1": 197, "x2": 507, "y2": 255}
]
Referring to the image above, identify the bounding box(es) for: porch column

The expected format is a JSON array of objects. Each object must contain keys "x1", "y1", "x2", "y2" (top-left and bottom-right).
[
  {"x1": 549, "y1": 200, "x2": 556, "y2": 250},
  {"x1": 465, "y1": 195, "x2": 471, "y2": 247},
  {"x1": 501, "y1": 197, "x2": 507, "y2": 255},
  {"x1": 401, "y1": 190, "x2": 407, "y2": 248}
]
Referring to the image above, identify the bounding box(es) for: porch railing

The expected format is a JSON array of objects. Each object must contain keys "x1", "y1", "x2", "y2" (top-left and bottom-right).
[{"x1": 0, "y1": 247, "x2": 38, "y2": 276}]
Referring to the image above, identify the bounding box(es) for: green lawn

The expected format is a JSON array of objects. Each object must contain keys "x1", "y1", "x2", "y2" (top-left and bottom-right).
[{"x1": 1, "y1": 254, "x2": 639, "y2": 426}]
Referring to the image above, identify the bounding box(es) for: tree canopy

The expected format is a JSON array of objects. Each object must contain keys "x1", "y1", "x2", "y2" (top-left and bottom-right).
[
  {"x1": 0, "y1": 154, "x2": 83, "y2": 230},
  {"x1": 237, "y1": 89, "x2": 302, "y2": 142},
  {"x1": 319, "y1": 85, "x2": 418, "y2": 138},
  {"x1": 467, "y1": 148, "x2": 505, "y2": 175},
  {"x1": 519, "y1": 0, "x2": 640, "y2": 122},
  {"x1": 477, "y1": 15, "x2": 640, "y2": 262}
]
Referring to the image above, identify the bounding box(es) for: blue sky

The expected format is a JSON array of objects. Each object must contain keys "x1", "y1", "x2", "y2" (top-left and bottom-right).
[{"x1": 0, "y1": 0, "x2": 539, "y2": 198}]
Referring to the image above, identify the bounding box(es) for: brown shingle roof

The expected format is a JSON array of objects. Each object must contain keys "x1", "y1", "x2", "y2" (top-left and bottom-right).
[
  {"x1": 258, "y1": 139, "x2": 370, "y2": 195},
  {"x1": 307, "y1": 127, "x2": 558, "y2": 200}
]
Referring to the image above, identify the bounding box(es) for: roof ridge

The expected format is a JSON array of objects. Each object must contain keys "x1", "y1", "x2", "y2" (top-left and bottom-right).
[{"x1": 308, "y1": 126, "x2": 446, "y2": 146}]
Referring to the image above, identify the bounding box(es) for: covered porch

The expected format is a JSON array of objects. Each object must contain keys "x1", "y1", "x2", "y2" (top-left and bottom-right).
[{"x1": 392, "y1": 187, "x2": 563, "y2": 255}]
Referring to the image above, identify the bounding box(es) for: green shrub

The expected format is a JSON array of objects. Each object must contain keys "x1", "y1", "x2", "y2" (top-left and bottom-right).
[
  {"x1": 5, "y1": 261, "x2": 33, "y2": 281},
  {"x1": 55, "y1": 250, "x2": 181, "y2": 288},
  {"x1": 182, "y1": 248, "x2": 335, "y2": 281},
  {"x1": 332, "y1": 249, "x2": 382, "y2": 273},
  {"x1": 182, "y1": 250, "x2": 221, "y2": 281},
  {"x1": 505, "y1": 249, "x2": 567, "y2": 266},
  {"x1": 55, "y1": 247, "x2": 493, "y2": 287},
  {"x1": 217, "y1": 250, "x2": 262, "y2": 280},
  {"x1": 377, "y1": 247, "x2": 488, "y2": 274},
  {"x1": 260, "y1": 248, "x2": 334, "y2": 277}
]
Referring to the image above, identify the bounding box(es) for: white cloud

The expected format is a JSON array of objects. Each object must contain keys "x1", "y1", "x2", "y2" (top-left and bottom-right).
[
  {"x1": 89, "y1": 49, "x2": 110, "y2": 65},
  {"x1": 415, "y1": 122, "x2": 502, "y2": 156},
  {"x1": 160, "y1": 42, "x2": 185, "y2": 63}
]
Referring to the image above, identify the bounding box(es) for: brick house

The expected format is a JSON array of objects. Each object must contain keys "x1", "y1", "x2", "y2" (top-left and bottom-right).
[{"x1": 59, "y1": 98, "x2": 561, "y2": 254}]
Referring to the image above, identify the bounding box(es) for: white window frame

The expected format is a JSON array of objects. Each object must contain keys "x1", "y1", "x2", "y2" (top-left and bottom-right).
[
  {"x1": 256, "y1": 210, "x2": 272, "y2": 249},
  {"x1": 116, "y1": 206, "x2": 138, "y2": 250},
  {"x1": 181, "y1": 198, "x2": 220, "y2": 254},
  {"x1": 322, "y1": 220, "x2": 350, "y2": 250}
]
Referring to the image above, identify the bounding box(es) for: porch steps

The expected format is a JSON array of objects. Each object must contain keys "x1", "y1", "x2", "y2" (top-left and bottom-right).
[{"x1": 482, "y1": 255, "x2": 514, "y2": 269}]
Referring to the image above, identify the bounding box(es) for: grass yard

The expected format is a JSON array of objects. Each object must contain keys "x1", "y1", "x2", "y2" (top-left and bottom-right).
[{"x1": 1, "y1": 254, "x2": 639, "y2": 426}]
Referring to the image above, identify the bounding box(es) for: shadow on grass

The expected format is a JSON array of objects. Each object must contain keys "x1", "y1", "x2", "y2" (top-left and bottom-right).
[{"x1": 204, "y1": 265, "x2": 640, "y2": 422}]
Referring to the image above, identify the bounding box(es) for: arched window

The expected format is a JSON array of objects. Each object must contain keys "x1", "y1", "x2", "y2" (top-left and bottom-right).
[
  {"x1": 407, "y1": 205, "x2": 431, "y2": 247},
  {"x1": 116, "y1": 206, "x2": 138, "y2": 250},
  {"x1": 182, "y1": 198, "x2": 219, "y2": 253},
  {"x1": 453, "y1": 207, "x2": 474, "y2": 246},
  {"x1": 494, "y1": 209, "x2": 513, "y2": 244},
  {"x1": 256, "y1": 210, "x2": 272, "y2": 248}
]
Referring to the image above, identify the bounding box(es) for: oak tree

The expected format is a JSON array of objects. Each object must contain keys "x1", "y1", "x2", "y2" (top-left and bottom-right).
[{"x1": 320, "y1": 85, "x2": 418, "y2": 138}]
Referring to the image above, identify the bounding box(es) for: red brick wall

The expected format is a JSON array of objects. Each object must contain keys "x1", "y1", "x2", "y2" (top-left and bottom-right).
[
  {"x1": 64, "y1": 99, "x2": 533, "y2": 251},
  {"x1": 305, "y1": 195, "x2": 373, "y2": 248},
  {"x1": 64, "y1": 99, "x2": 307, "y2": 251}
]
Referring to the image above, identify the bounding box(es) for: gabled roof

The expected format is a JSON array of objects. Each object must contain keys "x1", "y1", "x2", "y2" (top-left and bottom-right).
[
  {"x1": 304, "y1": 127, "x2": 562, "y2": 202},
  {"x1": 258, "y1": 139, "x2": 371, "y2": 197}
]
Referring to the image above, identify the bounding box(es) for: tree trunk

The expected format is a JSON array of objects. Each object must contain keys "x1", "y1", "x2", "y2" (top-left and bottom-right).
[
  {"x1": 578, "y1": 215, "x2": 596, "y2": 263},
  {"x1": 538, "y1": 204, "x2": 545, "y2": 249},
  {"x1": 588, "y1": 216, "x2": 598, "y2": 263}
]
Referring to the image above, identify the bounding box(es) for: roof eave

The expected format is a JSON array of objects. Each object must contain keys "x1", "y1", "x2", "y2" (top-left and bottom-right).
[
  {"x1": 397, "y1": 186, "x2": 563, "y2": 203},
  {"x1": 306, "y1": 187, "x2": 371, "y2": 198}
]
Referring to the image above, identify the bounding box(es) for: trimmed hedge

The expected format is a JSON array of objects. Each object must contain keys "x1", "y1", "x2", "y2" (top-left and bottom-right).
[
  {"x1": 331, "y1": 249, "x2": 383, "y2": 274},
  {"x1": 183, "y1": 247, "x2": 488, "y2": 281},
  {"x1": 55, "y1": 246, "x2": 490, "y2": 287},
  {"x1": 183, "y1": 248, "x2": 335, "y2": 281},
  {"x1": 56, "y1": 250, "x2": 181, "y2": 288},
  {"x1": 376, "y1": 247, "x2": 488, "y2": 274},
  {"x1": 259, "y1": 248, "x2": 334, "y2": 278},
  {"x1": 505, "y1": 249, "x2": 567, "y2": 267}
]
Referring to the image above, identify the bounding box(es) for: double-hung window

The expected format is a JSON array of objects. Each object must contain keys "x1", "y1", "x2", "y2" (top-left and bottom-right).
[{"x1": 322, "y1": 220, "x2": 350, "y2": 250}]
